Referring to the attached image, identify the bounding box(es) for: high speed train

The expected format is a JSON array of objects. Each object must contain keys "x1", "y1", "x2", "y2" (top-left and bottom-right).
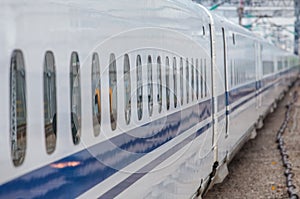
[{"x1": 0, "y1": 0, "x2": 299, "y2": 198}]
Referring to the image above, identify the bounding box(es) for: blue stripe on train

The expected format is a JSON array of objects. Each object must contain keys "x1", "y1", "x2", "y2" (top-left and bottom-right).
[{"x1": 0, "y1": 100, "x2": 212, "y2": 198}]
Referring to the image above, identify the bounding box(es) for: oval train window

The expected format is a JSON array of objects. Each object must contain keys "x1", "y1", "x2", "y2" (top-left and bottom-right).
[
  {"x1": 44, "y1": 51, "x2": 57, "y2": 154},
  {"x1": 91, "y1": 53, "x2": 101, "y2": 136},
  {"x1": 191, "y1": 58, "x2": 194, "y2": 101},
  {"x1": 147, "y1": 56, "x2": 153, "y2": 116},
  {"x1": 136, "y1": 55, "x2": 143, "y2": 120},
  {"x1": 186, "y1": 58, "x2": 189, "y2": 104},
  {"x1": 157, "y1": 56, "x2": 162, "y2": 113},
  {"x1": 109, "y1": 53, "x2": 117, "y2": 130},
  {"x1": 10, "y1": 50, "x2": 27, "y2": 166},
  {"x1": 173, "y1": 57, "x2": 177, "y2": 108},
  {"x1": 124, "y1": 54, "x2": 131, "y2": 124},
  {"x1": 70, "y1": 52, "x2": 81, "y2": 144},
  {"x1": 180, "y1": 57, "x2": 183, "y2": 105},
  {"x1": 166, "y1": 56, "x2": 170, "y2": 110}
]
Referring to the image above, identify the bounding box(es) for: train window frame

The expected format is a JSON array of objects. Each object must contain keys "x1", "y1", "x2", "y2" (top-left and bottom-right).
[
  {"x1": 186, "y1": 58, "x2": 189, "y2": 104},
  {"x1": 10, "y1": 49, "x2": 27, "y2": 166},
  {"x1": 165, "y1": 56, "x2": 170, "y2": 110},
  {"x1": 204, "y1": 58, "x2": 207, "y2": 97},
  {"x1": 191, "y1": 58, "x2": 194, "y2": 101},
  {"x1": 157, "y1": 56, "x2": 162, "y2": 113},
  {"x1": 109, "y1": 53, "x2": 118, "y2": 130},
  {"x1": 200, "y1": 59, "x2": 205, "y2": 99},
  {"x1": 91, "y1": 52, "x2": 101, "y2": 136},
  {"x1": 232, "y1": 33, "x2": 236, "y2": 45},
  {"x1": 173, "y1": 57, "x2": 177, "y2": 108},
  {"x1": 136, "y1": 55, "x2": 143, "y2": 120},
  {"x1": 124, "y1": 54, "x2": 131, "y2": 124},
  {"x1": 196, "y1": 58, "x2": 199, "y2": 100},
  {"x1": 180, "y1": 57, "x2": 184, "y2": 105},
  {"x1": 43, "y1": 51, "x2": 57, "y2": 154},
  {"x1": 147, "y1": 55, "x2": 153, "y2": 116},
  {"x1": 70, "y1": 52, "x2": 81, "y2": 144}
]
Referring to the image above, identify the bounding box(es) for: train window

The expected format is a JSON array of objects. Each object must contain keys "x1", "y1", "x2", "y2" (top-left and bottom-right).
[
  {"x1": 147, "y1": 56, "x2": 153, "y2": 116},
  {"x1": 200, "y1": 59, "x2": 203, "y2": 98},
  {"x1": 186, "y1": 58, "x2": 189, "y2": 103},
  {"x1": 230, "y1": 60, "x2": 234, "y2": 86},
  {"x1": 136, "y1": 55, "x2": 143, "y2": 120},
  {"x1": 180, "y1": 57, "x2": 184, "y2": 105},
  {"x1": 166, "y1": 56, "x2": 170, "y2": 110},
  {"x1": 91, "y1": 53, "x2": 101, "y2": 136},
  {"x1": 191, "y1": 58, "x2": 194, "y2": 101},
  {"x1": 124, "y1": 54, "x2": 131, "y2": 124},
  {"x1": 278, "y1": 60, "x2": 283, "y2": 71},
  {"x1": 232, "y1": 33, "x2": 236, "y2": 45},
  {"x1": 262, "y1": 61, "x2": 274, "y2": 75},
  {"x1": 10, "y1": 50, "x2": 27, "y2": 166},
  {"x1": 44, "y1": 51, "x2": 57, "y2": 154},
  {"x1": 109, "y1": 53, "x2": 117, "y2": 130},
  {"x1": 196, "y1": 58, "x2": 199, "y2": 100},
  {"x1": 70, "y1": 52, "x2": 81, "y2": 144},
  {"x1": 204, "y1": 58, "x2": 207, "y2": 97},
  {"x1": 173, "y1": 57, "x2": 177, "y2": 108},
  {"x1": 157, "y1": 56, "x2": 162, "y2": 113}
]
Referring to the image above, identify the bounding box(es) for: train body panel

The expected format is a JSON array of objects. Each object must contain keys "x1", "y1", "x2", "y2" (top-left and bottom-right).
[{"x1": 0, "y1": 0, "x2": 299, "y2": 198}]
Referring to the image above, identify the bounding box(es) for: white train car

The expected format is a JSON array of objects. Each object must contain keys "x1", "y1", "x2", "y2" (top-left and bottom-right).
[{"x1": 0, "y1": 0, "x2": 299, "y2": 198}]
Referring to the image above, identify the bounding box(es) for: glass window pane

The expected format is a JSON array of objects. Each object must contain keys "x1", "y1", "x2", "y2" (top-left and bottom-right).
[
  {"x1": 204, "y1": 58, "x2": 207, "y2": 97},
  {"x1": 91, "y1": 53, "x2": 101, "y2": 136},
  {"x1": 147, "y1": 56, "x2": 153, "y2": 116},
  {"x1": 180, "y1": 58, "x2": 183, "y2": 105},
  {"x1": 157, "y1": 56, "x2": 162, "y2": 113},
  {"x1": 137, "y1": 55, "x2": 143, "y2": 120},
  {"x1": 70, "y1": 52, "x2": 81, "y2": 144},
  {"x1": 166, "y1": 56, "x2": 170, "y2": 110},
  {"x1": 173, "y1": 57, "x2": 177, "y2": 108},
  {"x1": 196, "y1": 58, "x2": 199, "y2": 100},
  {"x1": 124, "y1": 54, "x2": 131, "y2": 124},
  {"x1": 10, "y1": 50, "x2": 27, "y2": 166},
  {"x1": 109, "y1": 53, "x2": 117, "y2": 130},
  {"x1": 44, "y1": 51, "x2": 57, "y2": 154},
  {"x1": 186, "y1": 58, "x2": 189, "y2": 104},
  {"x1": 191, "y1": 58, "x2": 194, "y2": 101}
]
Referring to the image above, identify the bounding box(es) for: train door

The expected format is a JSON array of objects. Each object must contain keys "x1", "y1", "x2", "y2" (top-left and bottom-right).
[{"x1": 222, "y1": 28, "x2": 229, "y2": 138}]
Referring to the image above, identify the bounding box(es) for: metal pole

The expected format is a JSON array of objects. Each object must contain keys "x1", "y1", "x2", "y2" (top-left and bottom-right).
[
  {"x1": 295, "y1": 0, "x2": 300, "y2": 55},
  {"x1": 238, "y1": 0, "x2": 244, "y2": 25}
]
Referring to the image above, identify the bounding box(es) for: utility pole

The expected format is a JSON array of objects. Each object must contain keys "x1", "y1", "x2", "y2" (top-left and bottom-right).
[
  {"x1": 295, "y1": 0, "x2": 300, "y2": 55},
  {"x1": 238, "y1": 0, "x2": 244, "y2": 25}
]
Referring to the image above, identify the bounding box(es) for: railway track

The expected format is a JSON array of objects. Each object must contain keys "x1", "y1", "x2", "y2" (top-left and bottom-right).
[{"x1": 205, "y1": 83, "x2": 300, "y2": 199}]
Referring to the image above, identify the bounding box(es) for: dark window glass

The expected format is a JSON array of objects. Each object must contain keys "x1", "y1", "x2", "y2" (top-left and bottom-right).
[
  {"x1": 70, "y1": 52, "x2": 81, "y2": 144},
  {"x1": 10, "y1": 50, "x2": 27, "y2": 166},
  {"x1": 44, "y1": 51, "x2": 57, "y2": 153},
  {"x1": 180, "y1": 57, "x2": 184, "y2": 105},
  {"x1": 196, "y1": 58, "x2": 199, "y2": 100},
  {"x1": 173, "y1": 57, "x2": 177, "y2": 108},
  {"x1": 109, "y1": 53, "x2": 117, "y2": 130},
  {"x1": 137, "y1": 55, "x2": 143, "y2": 120},
  {"x1": 204, "y1": 58, "x2": 207, "y2": 97},
  {"x1": 124, "y1": 54, "x2": 131, "y2": 124},
  {"x1": 166, "y1": 56, "x2": 170, "y2": 110},
  {"x1": 91, "y1": 53, "x2": 101, "y2": 136},
  {"x1": 191, "y1": 58, "x2": 194, "y2": 101},
  {"x1": 147, "y1": 56, "x2": 153, "y2": 116},
  {"x1": 157, "y1": 56, "x2": 162, "y2": 113},
  {"x1": 186, "y1": 58, "x2": 189, "y2": 103}
]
